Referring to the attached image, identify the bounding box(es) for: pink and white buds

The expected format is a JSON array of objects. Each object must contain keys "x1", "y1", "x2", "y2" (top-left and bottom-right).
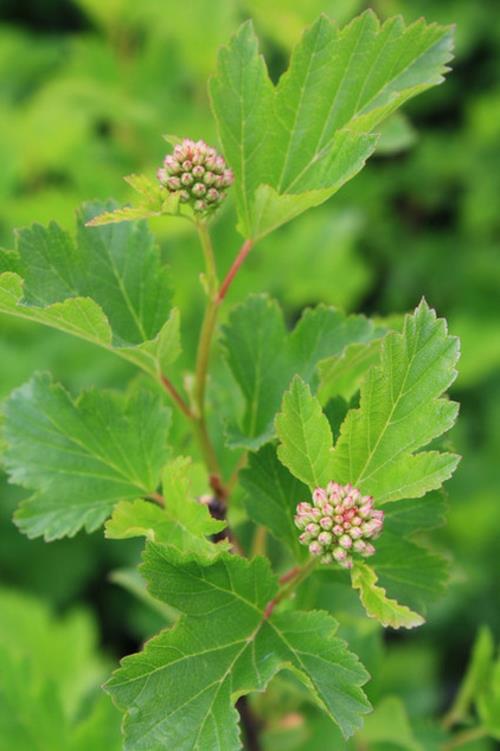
[
  {"x1": 158, "y1": 138, "x2": 234, "y2": 215},
  {"x1": 294, "y1": 482, "x2": 384, "y2": 569}
]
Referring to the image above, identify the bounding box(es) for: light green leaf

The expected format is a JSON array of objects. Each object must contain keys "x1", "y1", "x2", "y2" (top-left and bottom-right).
[
  {"x1": 106, "y1": 546, "x2": 370, "y2": 748},
  {"x1": 444, "y1": 626, "x2": 495, "y2": 728},
  {"x1": 240, "y1": 444, "x2": 309, "y2": 559},
  {"x1": 477, "y1": 660, "x2": 500, "y2": 740},
  {"x1": 276, "y1": 376, "x2": 334, "y2": 489},
  {"x1": 318, "y1": 332, "x2": 385, "y2": 403},
  {"x1": 106, "y1": 457, "x2": 226, "y2": 560},
  {"x1": 0, "y1": 587, "x2": 105, "y2": 720},
  {"x1": 86, "y1": 176, "x2": 181, "y2": 227},
  {"x1": 210, "y1": 13, "x2": 454, "y2": 239},
  {"x1": 3, "y1": 372, "x2": 171, "y2": 540},
  {"x1": 0, "y1": 203, "x2": 179, "y2": 378},
  {"x1": 358, "y1": 696, "x2": 422, "y2": 750},
  {"x1": 351, "y1": 562, "x2": 424, "y2": 630},
  {"x1": 329, "y1": 300, "x2": 460, "y2": 503},
  {"x1": 222, "y1": 294, "x2": 374, "y2": 450}
]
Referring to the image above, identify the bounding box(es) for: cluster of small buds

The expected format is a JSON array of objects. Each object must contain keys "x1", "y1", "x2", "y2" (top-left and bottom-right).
[
  {"x1": 294, "y1": 482, "x2": 384, "y2": 569},
  {"x1": 157, "y1": 138, "x2": 233, "y2": 215}
]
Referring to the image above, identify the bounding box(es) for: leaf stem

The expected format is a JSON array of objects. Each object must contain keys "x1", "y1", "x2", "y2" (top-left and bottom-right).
[
  {"x1": 441, "y1": 726, "x2": 487, "y2": 750},
  {"x1": 264, "y1": 559, "x2": 318, "y2": 619},
  {"x1": 160, "y1": 374, "x2": 195, "y2": 420},
  {"x1": 217, "y1": 238, "x2": 253, "y2": 303}
]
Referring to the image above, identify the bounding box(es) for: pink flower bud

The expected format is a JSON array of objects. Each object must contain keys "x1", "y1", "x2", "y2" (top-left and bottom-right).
[
  {"x1": 361, "y1": 543, "x2": 375, "y2": 557},
  {"x1": 192, "y1": 182, "x2": 207, "y2": 198},
  {"x1": 309, "y1": 541, "x2": 323, "y2": 556},
  {"x1": 203, "y1": 171, "x2": 216, "y2": 186},
  {"x1": 339, "y1": 534, "x2": 353, "y2": 549},
  {"x1": 305, "y1": 523, "x2": 319, "y2": 536},
  {"x1": 222, "y1": 169, "x2": 234, "y2": 187},
  {"x1": 333, "y1": 524, "x2": 343, "y2": 536},
  {"x1": 320, "y1": 502, "x2": 333, "y2": 515},
  {"x1": 350, "y1": 527, "x2": 363, "y2": 539},
  {"x1": 318, "y1": 531, "x2": 332, "y2": 546},
  {"x1": 297, "y1": 502, "x2": 312, "y2": 516},
  {"x1": 192, "y1": 164, "x2": 205, "y2": 179},
  {"x1": 157, "y1": 167, "x2": 168, "y2": 183},
  {"x1": 313, "y1": 487, "x2": 327, "y2": 506},
  {"x1": 319, "y1": 516, "x2": 333, "y2": 530},
  {"x1": 181, "y1": 172, "x2": 194, "y2": 187},
  {"x1": 194, "y1": 199, "x2": 207, "y2": 213},
  {"x1": 321, "y1": 553, "x2": 333, "y2": 565},
  {"x1": 206, "y1": 188, "x2": 220, "y2": 204},
  {"x1": 179, "y1": 190, "x2": 190, "y2": 203},
  {"x1": 333, "y1": 547, "x2": 347, "y2": 562},
  {"x1": 167, "y1": 176, "x2": 181, "y2": 191},
  {"x1": 353, "y1": 540, "x2": 367, "y2": 553}
]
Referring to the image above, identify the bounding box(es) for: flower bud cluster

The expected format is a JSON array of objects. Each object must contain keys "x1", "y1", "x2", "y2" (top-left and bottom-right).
[
  {"x1": 294, "y1": 482, "x2": 384, "y2": 569},
  {"x1": 157, "y1": 138, "x2": 233, "y2": 215}
]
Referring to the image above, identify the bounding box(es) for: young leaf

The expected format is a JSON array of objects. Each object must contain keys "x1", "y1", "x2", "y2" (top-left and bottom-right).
[
  {"x1": 240, "y1": 444, "x2": 309, "y2": 559},
  {"x1": 106, "y1": 458, "x2": 226, "y2": 560},
  {"x1": 106, "y1": 545, "x2": 370, "y2": 748},
  {"x1": 351, "y1": 562, "x2": 424, "y2": 630},
  {"x1": 0, "y1": 204, "x2": 179, "y2": 378},
  {"x1": 85, "y1": 175, "x2": 180, "y2": 226},
  {"x1": 3, "y1": 373, "x2": 171, "y2": 540},
  {"x1": 210, "y1": 13, "x2": 454, "y2": 239},
  {"x1": 275, "y1": 376, "x2": 333, "y2": 489},
  {"x1": 329, "y1": 300, "x2": 460, "y2": 503}
]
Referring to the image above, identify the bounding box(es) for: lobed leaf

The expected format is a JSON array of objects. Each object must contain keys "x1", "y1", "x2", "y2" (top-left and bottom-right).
[
  {"x1": 0, "y1": 203, "x2": 180, "y2": 378},
  {"x1": 275, "y1": 376, "x2": 334, "y2": 490},
  {"x1": 222, "y1": 294, "x2": 374, "y2": 450},
  {"x1": 3, "y1": 373, "x2": 171, "y2": 540},
  {"x1": 210, "y1": 12, "x2": 454, "y2": 239},
  {"x1": 351, "y1": 561, "x2": 425, "y2": 630},
  {"x1": 329, "y1": 300, "x2": 460, "y2": 503},
  {"x1": 106, "y1": 546, "x2": 370, "y2": 749},
  {"x1": 106, "y1": 457, "x2": 226, "y2": 561}
]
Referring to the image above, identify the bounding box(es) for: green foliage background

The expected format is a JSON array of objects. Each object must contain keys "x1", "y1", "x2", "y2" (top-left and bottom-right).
[{"x1": 0, "y1": 0, "x2": 498, "y2": 748}]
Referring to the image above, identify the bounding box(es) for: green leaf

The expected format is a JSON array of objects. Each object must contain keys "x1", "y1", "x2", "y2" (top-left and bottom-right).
[
  {"x1": 3, "y1": 372, "x2": 171, "y2": 540},
  {"x1": 106, "y1": 457, "x2": 226, "y2": 560},
  {"x1": 85, "y1": 176, "x2": 181, "y2": 226},
  {"x1": 275, "y1": 376, "x2": 334, "y2": 489},
  {"x1": 0, "y1": 203, "x2": 178, "y2": 378},
  {"x1": 222, "y1": 294, "x2": 287, "y2": 450},
  {"x1": 0, "y1": 587, "x2": 105, "y2": 720},
  {"x1": 329, "y1": 300, "x2": 460, "y2": 503},
  {"x1": 106, "y1": 546, "x2": 370, "y2": 748},
  {"x1": 240, "y1": 444, "x2": 309, "y2": 559},
  {"x1": 0, "y1": 589, "x2": 121, "y2": 751},
  {"x1": 351, "y1": 562, "x2": 425, "y2": 630},
  {"x1": 444, "y1": 626, "x2": 495, "y2": 727},
  {"x1": 222, "y1": 294, "x2": 374, "y2": 450},
  {"x1": 318, "y1": 332, "x2": 385, "y2": 403},
  {"x1": 383, "y1": 492, "x2": 448, "y2": 536},
  {"x1": 358, "y1": 696, "x2": 422, "y2": 750},
  {"x1": 478, "y1": 660, "x2": 500, "y2": 740},
  {"x1": 210, "y1": 13, "x2": 454, "y2": 239},
  {"x1": 370, "y1": 533, "x2": 448, "y2": 614}
]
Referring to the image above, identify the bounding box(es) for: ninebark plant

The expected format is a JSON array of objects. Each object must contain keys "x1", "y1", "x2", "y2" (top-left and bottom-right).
[{"x1": 0, "y1": 12, "x2": 458, "y2": 750}]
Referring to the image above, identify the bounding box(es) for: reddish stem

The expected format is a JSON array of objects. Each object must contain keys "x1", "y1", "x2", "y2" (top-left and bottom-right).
[
  {"x1": 217, "y1": 239, "x2": 253, "y2": 303},
  {"x1": 279, "y1": 565, "x2": 301, "y2": 585},
  {"x1": 160, "y1": 375, "x2": 194, "y2": 420}
]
